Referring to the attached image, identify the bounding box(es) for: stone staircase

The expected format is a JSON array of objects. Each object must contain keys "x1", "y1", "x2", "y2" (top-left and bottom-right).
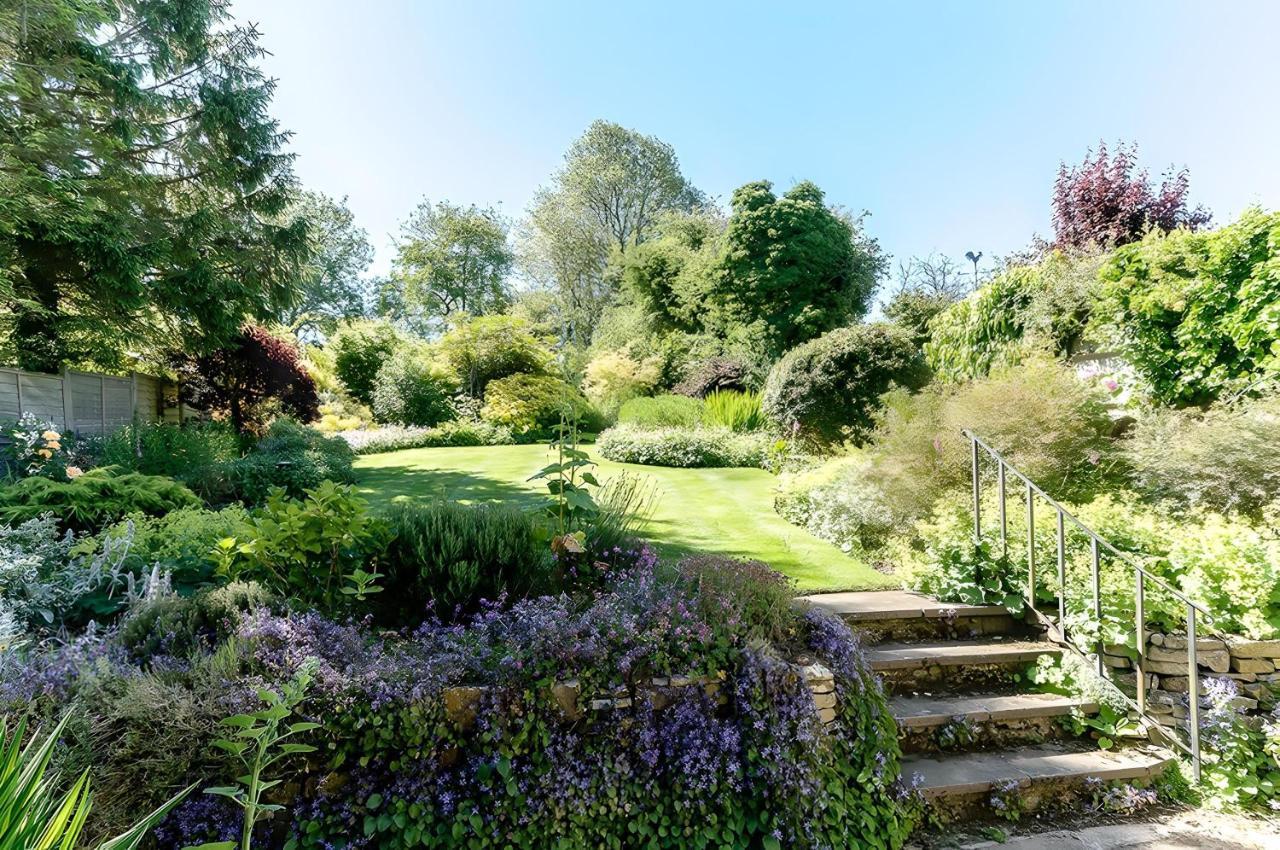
[{"x1": 802, "y1": 590, "x2": 1175, "y2": 820}]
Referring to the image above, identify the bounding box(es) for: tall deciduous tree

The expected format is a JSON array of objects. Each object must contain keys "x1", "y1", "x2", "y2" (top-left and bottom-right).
[
  {"x1": 520, "y1": 120, "x2": 703, "y2": 344},
  {"x1": 392, "y1": 200, "x2": 513, "y2": 323},
  {"x1": 714, "y1": 181, "x2": 886, "y2": 358},
  {"x1": 277, "y1": 191, "x2": 373, "y2": 339},
  {"x1": 0, "y1": 0, "x2": 307, "y2": 373},
  {"x1": 1052, "y1": 141, "x2": 1211, "y2": 250}
]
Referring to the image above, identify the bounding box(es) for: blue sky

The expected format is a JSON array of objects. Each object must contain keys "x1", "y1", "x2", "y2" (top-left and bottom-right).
[{"x1": 232, "y1": 0, "x2": 1280, "y2": 301}]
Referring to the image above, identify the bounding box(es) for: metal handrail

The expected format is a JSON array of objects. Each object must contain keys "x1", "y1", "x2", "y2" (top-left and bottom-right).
[{"x1": 963, "y1": 428, "x2": 1208, "y2": 780}]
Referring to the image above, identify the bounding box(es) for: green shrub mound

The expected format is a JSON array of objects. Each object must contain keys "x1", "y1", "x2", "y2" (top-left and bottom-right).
[
  {"x1": 0, "y1": 466, "x2": 200, "y2": 532},
  {"x1": 597, "y1": 424, "x2": 773, "y2": 468},
  {"x1": 329, "y1": 318, "x2": 404, "y2": 406},
  {"x1": 762, "y1": 323, "x2": 929, "y2": 448},
  {"x1": 371, "y1": 350, "x2": 455, "y2": 427},
  {"x1": 775, "y1": 455, "x2": 896, "y2": 553},
  {"x1": 218, "y1": 419, "x2": 356, "y2": 505},
  {"x1": 481, "y1": 373, "x2": 603, "y2": 434},
  {"x1": 94, "y1": 421, "x2": 240, "y2": 489},
  {"x1": 1095, "y1": 207, "x2": 1280, "y2": 406},
  {"x1": 339, "y1": 421, "x2": 516, "y2": 455},
  {"x1": 1124, "y1": 395, "x2": 1280, "y2": 515},
  {"x1": 618, "y1": 393, "x2": 705, "y2": 428},
  {"x1": 378, "y1": 501, "x2": 552, "y2": 622},
  {"x1": 93, "y1": 504, "x2": 251, "y2": 591}
]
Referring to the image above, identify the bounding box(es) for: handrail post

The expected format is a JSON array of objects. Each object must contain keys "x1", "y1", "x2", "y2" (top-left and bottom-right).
[
  {"x1": 1025, "y1": 482, "x2": 1036, "y2": 611},
  {"x1": 997, "y1": 460, "x2": 1007, "y2": 557},
  {"x1": 971, "y1": 436, "x2": 982, "y2": 546},
  {"x1": 1056, "y1": 510, "x2": 1066, "y2": 636},
  {"x1": 1135, "y1": 572, "x2": 1146, "y2": 714},
  {"x1": 1091, "y1": 537, "x2": 1103, "y2": 677},
  {"x1": 1188, "y1": 605, "x2": 1201, "y2": 783}
]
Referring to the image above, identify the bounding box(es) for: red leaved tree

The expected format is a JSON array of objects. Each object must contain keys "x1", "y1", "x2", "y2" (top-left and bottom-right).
[
  {"x1": 174, "y1": 324, "x2": 319, "y2": 433},
  {"x1": 1052, "y1": 141, "x2": 1211, "y2": 250}
]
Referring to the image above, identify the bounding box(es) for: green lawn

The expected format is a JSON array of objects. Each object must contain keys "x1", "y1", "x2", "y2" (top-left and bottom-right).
[{"x1": 354, "y1": 444, "x2": 893, "y2": 592}]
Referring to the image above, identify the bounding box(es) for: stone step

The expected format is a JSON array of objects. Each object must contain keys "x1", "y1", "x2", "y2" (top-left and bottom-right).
[
  {"x1": 801, "y1": 590, "x2": 1018, "y2": 642},
  {"x1": 890, "y1": 692, "x2": 1096, "y2": 729},
  {"x1": 891, "y1": 692, "x2": 1098, "y2": 754},
  {"x1": 869, "y1": 639, "x2": 1061, "y2": 694},
  {"x1": 903, "y1": 743, "x2": 1174, "y2": 802},
  {"x1": 867, "y1": 639, "x2": 1059, "y2": 671}
]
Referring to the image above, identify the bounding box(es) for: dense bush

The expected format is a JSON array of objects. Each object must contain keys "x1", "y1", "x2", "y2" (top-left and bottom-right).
[
  {"x1": 762, "y1": 323, "x2": 929, "y2": 448},
  {"x1": 480, "y1": 373, "x2": 601, "y2": 434},
  {"x1": 0, "y1": 466, "x2": 200, "y2": 532},
  {"x1": 93, "y1": 504, "x2": 251, "y2": 592},
  {"x1": 895, "y1": 490, "x2": 1280, "y2": 642},
  {"x1": 218, "y1": 419, "x2": 355, "y2": 505},
  {"x1": 378, "y1": 501, "x2": 553, "y2": 622},
  {"x1": 118, "y1": 580, "x2": 272, "y2": 660},
  {"x1": 871, "y1": 360, "x2": 1114, "y2": 518},
  {"x1": 775, "y1": 455, "x2": 896, "y2": 553},
  {"x1": 437, "y1": 314, "x2": 551, "y2": 398},
  {"x1": 95, "y1": 421, "x2": 240, "y2": 490},
  {"x1": 371, "y1": 349, "x2": 455, "y2": 427},
  {"x1": 703, "y1": 390, "x2": 764, "y2": 432},
  {"x1": 338, "y1": 421, "x2": 515, "y2": 455},
  {"x1": 597, "y1": 425, "x2": 773, "y2": 468},
  {"x1": 617, "y1": 393, "x2": 705, "y2": 428},
  {"x1": 673, "y1": 355, "x2": 750, "y2": 397},
  {"x1": 1124, "y1": 395, "x2": 1280, "y2": 515},
  {"x1": 172, "y1": 324, "x2": 320, "y2": 433},
  {"x1": 581, "y1": 350, "x2": 661, "y2": 417},
  {"x1": 924, "y1": 265, "x2": 1039, "y2": 382},
  {"x1": 328, "y1": 318, "x2": 404, "y2": 406},
  {"x1": 1094, "y1": 207, "x2": 1280, "y2": 406}
]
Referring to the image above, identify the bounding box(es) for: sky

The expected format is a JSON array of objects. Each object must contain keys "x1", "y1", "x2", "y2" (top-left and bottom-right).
[{"x1": 230, "y1": 0, "x2": 1280, "y2": 303}]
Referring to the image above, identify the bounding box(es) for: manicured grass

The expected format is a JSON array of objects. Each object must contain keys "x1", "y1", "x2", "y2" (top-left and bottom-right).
[{"x1": 355, "y1": 443, "x2": 893, "y2": 592}]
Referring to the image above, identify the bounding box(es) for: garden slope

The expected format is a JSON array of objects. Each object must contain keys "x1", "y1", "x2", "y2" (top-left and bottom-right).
[{"x1": 355, "y1": 444, "x2": 892, "y2": 592}]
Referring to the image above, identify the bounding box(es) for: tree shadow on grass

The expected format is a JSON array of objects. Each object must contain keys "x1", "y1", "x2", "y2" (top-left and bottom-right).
[{"x1": 356, "y1": 466, "x2": 544, "y2": 512}]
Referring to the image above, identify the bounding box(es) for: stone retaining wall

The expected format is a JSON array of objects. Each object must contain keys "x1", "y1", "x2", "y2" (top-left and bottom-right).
[
  {"x1": 1103, "y1": 633, "x2": 1280, "y2": 724},
  {"x1": 438, "y1": 661, "x2": 839, "y2": 730}
]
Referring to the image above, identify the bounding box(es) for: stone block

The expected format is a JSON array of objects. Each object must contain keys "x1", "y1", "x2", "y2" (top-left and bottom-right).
[
  {"x1": 1227, "y1": 638, "x2": 1280, "y2": 660},
  {"x1": 551, "y1": 680, "x2": 582, "y2": 720},
  {"x1": 1146, "y1": 645, "x2": 1230, "y2": 672},
  {"x1": 813, "y1": 692, "x2": 837, "y2": 710},
  {"x1": 1232, "y1": 657, "x2": 1276, "y2": 674},
  {"x1": 817, "y1": 707, "x2": 837, "y2": 725},
  {"x1": 443, "y1": 686, "x2": 484, "y2": 729},
  {"x1": 1150, "y1": 633, "x2": 1227, "y2": 653}
]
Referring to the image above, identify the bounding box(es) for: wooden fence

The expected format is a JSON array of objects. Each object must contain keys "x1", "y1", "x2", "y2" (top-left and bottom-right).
[{"x1": 0, "y1": 367, "x2": 196, "y2": 435}]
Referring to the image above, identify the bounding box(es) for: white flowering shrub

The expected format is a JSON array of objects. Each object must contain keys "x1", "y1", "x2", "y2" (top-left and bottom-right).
[
  {"x1": 596, "y1": 425, "x2": 772, "y2": 468},
  {"x1": 774, "y1": 455, "x2": 896, "y2": 552}
]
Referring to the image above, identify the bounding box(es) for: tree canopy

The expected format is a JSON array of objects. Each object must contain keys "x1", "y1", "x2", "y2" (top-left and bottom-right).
[
  {"x1": 392, "y1": 200, "x2": 514, "y2": 324},
  {"x1": 276, "y1": 191, "x2": 373, "y2": 339},
  {"x1": 0, "y1": 0, "x2": 308, "y2": 373}
]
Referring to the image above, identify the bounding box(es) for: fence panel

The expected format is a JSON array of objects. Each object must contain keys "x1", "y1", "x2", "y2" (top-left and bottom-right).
[{"x1": 0, "y1": 367, "x2": 184, "y2": 437}]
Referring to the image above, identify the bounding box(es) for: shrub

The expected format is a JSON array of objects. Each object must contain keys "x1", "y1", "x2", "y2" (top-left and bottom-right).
[
  {"x1": 762, "y1": 323, "x2": 929, "y2": 448},
  {"x1": 1094, "y1": 208, "x2": 1280, "y2": 406},
  {"x1": 95, "y1": 421, "x2": 240, "y2": 491},
  {"x1": 617, "y1": 394, "x2": 704, "y2": 428},
  {"x1": 702, "y1": 390, "x2": 764, "y2": 432},
  {"x1": 581, "y1": 350, "x2": 661, "y2": 417},
  {"x1": 437, "y1": 314, "x2": 551, "y2": 398},
  {"x1": 0, "y1": 466, "x2": 200, "y2": 532},
  {"x1": 675, "y1": 555, "x2": 797, "y2": 646},
  {"x1": 338, "y1": 421, "x2": 515, "y2": 455},
  {"x1": 223, "y1": 481, "x2": 385, "y2": 614},
  {"x1": 1124, "y1": 395, "x2": 1280, "y2": 515},
  {"x1": 596, "y1": 425, "x2": 773, "y2": 468},
  {"x1": 371, "y1": 350, "x2": 455, "y2": 427},
  {"x1": 775, "y1": 455, "x2": 897, "y2": 552},
  {"x1": 673, "y1": 356, "x2": 749, "y2": 397},
  {"x1": 378, "y1": 501, "x2": 552, "y2": 622},
  {"x1": 171, "y1": 324, "x2": 320, "y2": 433},
  {"x1": 869, "y1": 359, "x2": 1114, "y2": 523},
  {"x1": 481, "y1": 373, "x2": 601, "y2": 434},
  {"x1": 118, "y1": 581, "x2": 272, "y2": 661},
  {"x1": 218, "y1": 419, "x2": 356, "y2": 506},
  {"x1": 312, "y1": 396, "x2": 373, "y2": 433},
  {"x1": 93, "y1": 504, "x2": 251, "y2": 592},
  {"x1": 2, "y1": 412, "x2": 70, "y2": 479},
  {"x1": 328, "y1": 318, "x2": 404, "y2": 406}
]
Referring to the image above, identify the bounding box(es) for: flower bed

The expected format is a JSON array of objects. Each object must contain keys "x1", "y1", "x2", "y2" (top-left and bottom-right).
[
  {"x1": 6, "y1": 558, "x2": 919, "y2": 849},
  {"x1": 596, "y1": 424, "x2": 774, "y2": 468}
]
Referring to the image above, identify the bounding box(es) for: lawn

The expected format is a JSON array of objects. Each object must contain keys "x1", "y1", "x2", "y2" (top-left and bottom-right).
[{"x1": 354, "y1": 443, "x2": 893, "y2": 592}]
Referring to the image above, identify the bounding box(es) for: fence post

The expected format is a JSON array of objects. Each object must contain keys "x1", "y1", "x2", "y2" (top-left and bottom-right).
[
  {"x1": 60, "y1": 368, "x2": 73, "y2": 432},
  {"x1": 1056, "y1": 510, "x2": 1066, "y2": 634}
]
